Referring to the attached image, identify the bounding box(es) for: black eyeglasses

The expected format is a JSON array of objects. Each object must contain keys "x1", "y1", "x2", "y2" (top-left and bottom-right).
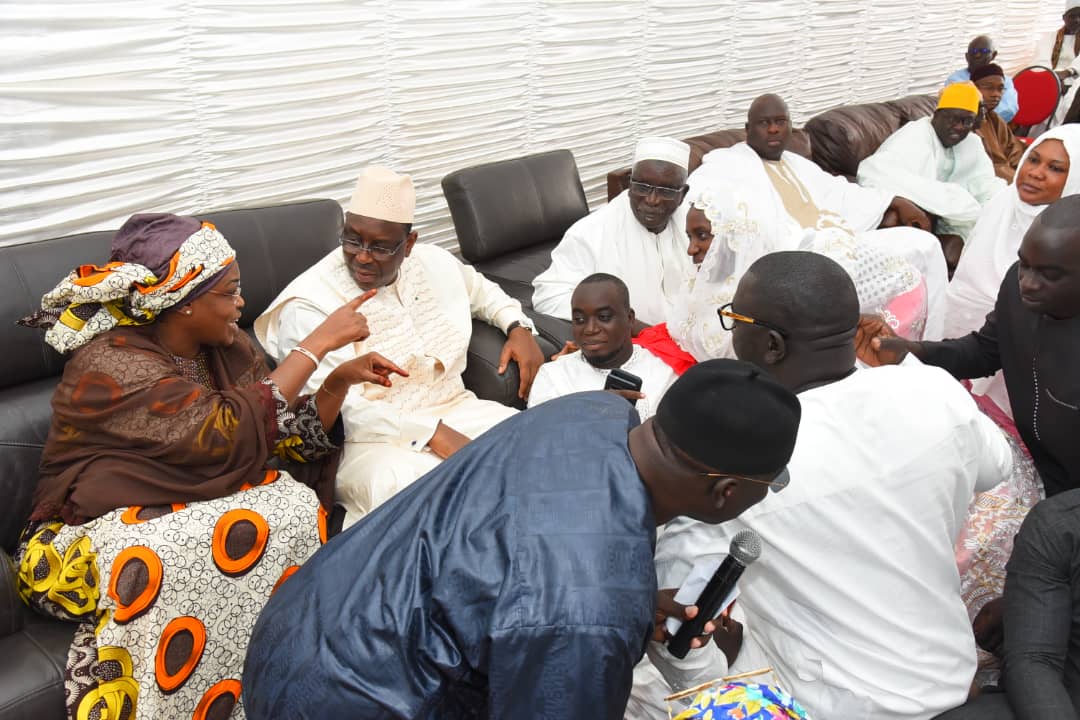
[
  {"x1": 340, "y1": 234, "x2": 407, "y2": 260},
  {"x1": 629, "y1": 180, "x2": 683, "y2": 201},
  {"x1": 717, "y1": 303, "x2": 789, "y2": 337},
  {"x1": 967, "y1": 47, "x2": 994, "y2": 55}
]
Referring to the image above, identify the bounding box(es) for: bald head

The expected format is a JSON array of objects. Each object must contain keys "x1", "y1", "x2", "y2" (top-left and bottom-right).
[
  {"x1": 738, "y1": 251, "x2": 859, "y2": 336},
  {"x1": 747, "y1": 94, "x2": 789, "y2": 123},
  {"x1": 966, "y1": 35, "x2": 997, "y2": 71},
  {"x1": 731, "y1": 252, "x2": 858, "y2": 391},
  {"x1": 1037, "y1": 194, "x2": 1080, "y2": 230},
  {"x1": 1017, "y1": 199, "x2": 1080, "y2": 318},
  {"x1": 746, "y1": 94, "x2": 792, "y2": 161}
]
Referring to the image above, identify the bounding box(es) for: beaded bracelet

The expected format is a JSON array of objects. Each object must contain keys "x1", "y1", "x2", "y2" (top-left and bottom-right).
[
  {"x1": 291, "y1": 345, "x2": 320, "y2": 368},
  {"x1": 318, "y1": 383, "x2": 345, "y2": 401}
]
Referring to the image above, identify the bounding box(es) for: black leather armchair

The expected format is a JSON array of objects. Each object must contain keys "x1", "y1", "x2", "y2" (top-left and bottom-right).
[
  {"x1": 0, "y1": 198, "x2": 535, "y2": 719},
  {"x1": 442, "y1": 149, "x2": 590, "y2": 348}
]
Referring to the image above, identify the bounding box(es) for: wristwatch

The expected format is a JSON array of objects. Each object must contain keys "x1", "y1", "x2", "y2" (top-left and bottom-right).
[{"x1": 507, "y1": 318, "x2": 537, "y2": 336}]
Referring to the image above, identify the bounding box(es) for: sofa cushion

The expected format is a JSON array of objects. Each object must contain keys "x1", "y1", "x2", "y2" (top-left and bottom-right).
[
  {"x1": 0, "y1": 605, "x2": 72, "y2": 720},
  {"x1": 0, "y1": 378, "x2": 59, "y2": 555},
  {"x1": 0, "y1": 232, "x2": 112, "y2": 389},
  {"x1": 442, "y1": 150, "x2": 589, "y2": 265},
  {"x1": 200, "y1": 199, "x2": 343, "y2": 328},
  {"x1": 806, "y1": 93, "x2": 936, "y2": 179},
  {"x1": 472, "y1": 241, "x2": 559, "y2": 309}
]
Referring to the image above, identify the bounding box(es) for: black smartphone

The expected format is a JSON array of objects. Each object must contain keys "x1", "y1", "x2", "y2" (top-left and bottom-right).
[{"x1": 604, "y1": 368, "x2": 643, "y2": 404}]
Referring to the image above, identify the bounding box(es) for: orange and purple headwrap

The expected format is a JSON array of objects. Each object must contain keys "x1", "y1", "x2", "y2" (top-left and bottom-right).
[{"x1": 20, "y1": 213, "x2": 236, "y2": 353}]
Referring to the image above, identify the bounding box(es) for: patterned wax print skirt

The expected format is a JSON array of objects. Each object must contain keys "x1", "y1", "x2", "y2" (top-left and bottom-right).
[
  {"x1": 15, "y1": 471, "x2": 327, "y2": 720},
  {"x1": 954, "y1": 428, "x2": 1042, "y2": 685},
  {"x1": 669, "y1": 681, "x2": 812, "y2": 719}
]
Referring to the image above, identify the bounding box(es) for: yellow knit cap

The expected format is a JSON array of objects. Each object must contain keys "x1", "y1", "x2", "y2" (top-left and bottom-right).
[{"x1": 937, "y1": 82, "x2": 981, "y2": 114}]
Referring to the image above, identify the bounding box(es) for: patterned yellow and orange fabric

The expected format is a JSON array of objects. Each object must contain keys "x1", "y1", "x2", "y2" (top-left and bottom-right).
[
  {"x1": 29, "y1": 222, "x2": 235, "y2": 354},
  {"x1": 17, "y1": 478, "x2": 324, "y2": 720}
]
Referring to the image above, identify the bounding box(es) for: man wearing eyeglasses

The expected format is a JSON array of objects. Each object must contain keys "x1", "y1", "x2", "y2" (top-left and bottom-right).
[
  {"x1": 257, "y1": 166, "x2": 544, "y2": 526},
  {"x1": 532, "y1": 137, "x2": 695, "y2": 332},
  {"x1": 859, "y1": 83, "x2": 1006, "y2": 275},
  {"x1": 633, "y1": 251, "x2": 1011, "y2": 720},
  {"x1": 945, "y1": 36, "x2": 1019, "y2": 123}
]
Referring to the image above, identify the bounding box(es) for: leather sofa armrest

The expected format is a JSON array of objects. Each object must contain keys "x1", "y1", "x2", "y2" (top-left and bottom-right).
[
  {"x1": 464, "y1": 320, "x2": 526, "y2": 410},
  {"x1": 463, "y1": 319, "x2": 557, "y2": 411},
  {"x1": 0, "y1": 548, "x2": 24, "y2": 638},
  {"x1": 527, "y1": 311, "x2": 573, "y2": 350}
]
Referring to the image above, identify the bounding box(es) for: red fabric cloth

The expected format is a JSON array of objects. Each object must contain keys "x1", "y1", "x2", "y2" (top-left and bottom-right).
[{"x1": 632, "y1": 323, "x2": 697, "y2": 375}]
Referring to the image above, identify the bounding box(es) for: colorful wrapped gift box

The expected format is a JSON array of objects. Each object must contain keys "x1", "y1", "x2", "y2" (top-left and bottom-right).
[{"x1": 670, "y1": 681, "x2": 811, "y2": 720}]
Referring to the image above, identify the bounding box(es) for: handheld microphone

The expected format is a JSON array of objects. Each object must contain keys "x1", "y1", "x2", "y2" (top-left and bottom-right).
[{"x1": 667, "y1": 529, "x2": 762, "y2": 659}]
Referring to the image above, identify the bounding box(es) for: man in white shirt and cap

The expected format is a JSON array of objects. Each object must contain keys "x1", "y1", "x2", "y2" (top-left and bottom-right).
[
  {"x1": 532, "y1": 137, "x2": 695, "y2": 331},
  {"x1": 858, "y1": 83, "x2": 1006, "y2": 271},
  {"x1": 1039, "y1": 1, "x2": 1080, "y2": 82},
  {"x1": 256, "y1": 166, "x2": 544, "y2": 525},
  {"x1": 1042, "y1": 1, "x2": 1080, "y2": 126},
  {"x1": 528, "y1": 273, "x2": 678, "y2": 420}
]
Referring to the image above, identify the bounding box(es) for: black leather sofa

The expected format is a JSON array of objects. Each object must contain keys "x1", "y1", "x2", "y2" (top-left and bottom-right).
[
  {"x1": 0, "y1": 198, "x2": 551, "y2": 720},
  {"x1": 442, "y1": 149, "x2": 589, "y2": 348}
]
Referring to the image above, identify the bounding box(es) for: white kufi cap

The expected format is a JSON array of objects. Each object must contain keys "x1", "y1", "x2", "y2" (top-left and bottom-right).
[
  {"x1": 347, "y1": 166, "x2": 415, "y2": 223},
  {"x1": 633, "y1": 136, "x2": 691, "y2": 171}
]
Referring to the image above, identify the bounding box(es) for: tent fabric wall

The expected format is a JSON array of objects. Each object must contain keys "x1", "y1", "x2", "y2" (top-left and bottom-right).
[{"x1": 0, "y1": 0, "x2": 1063, "y2": 249}]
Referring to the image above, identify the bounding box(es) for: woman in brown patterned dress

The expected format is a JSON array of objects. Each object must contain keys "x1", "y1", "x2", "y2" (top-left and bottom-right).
[{"x1": 15, "y1": 213, "x2": 404, "y2": 720}]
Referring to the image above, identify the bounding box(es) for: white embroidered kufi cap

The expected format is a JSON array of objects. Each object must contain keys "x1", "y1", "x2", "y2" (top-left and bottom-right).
[
  {"x1": 632, "y1": 136, "x2": 691, "y2": 171},
  {"x1": 347, "y1": 166, "x2": 416, "y2": 223}
]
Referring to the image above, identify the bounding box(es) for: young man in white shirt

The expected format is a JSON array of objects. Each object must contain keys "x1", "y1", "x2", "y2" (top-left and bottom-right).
[
  {"x1": 635, "y1": 251, "x2": 1012, "y2": 720},
  {"x1": 528, "y1": 273, "x2": 677, "y2": 419}
]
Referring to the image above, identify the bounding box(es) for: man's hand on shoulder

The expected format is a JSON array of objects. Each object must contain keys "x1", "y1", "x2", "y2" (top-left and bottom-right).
[
  {"x1": 855, "y1": 314, "x2": 919, "y2": 367},
  {"x1": 499, "y1": 324, "x2": 545, "y2": 400}
]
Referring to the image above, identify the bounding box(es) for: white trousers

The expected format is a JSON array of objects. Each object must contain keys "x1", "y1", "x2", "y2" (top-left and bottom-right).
[{"x1": 335, "y1": 396, "x2": 517, "y2": 527}]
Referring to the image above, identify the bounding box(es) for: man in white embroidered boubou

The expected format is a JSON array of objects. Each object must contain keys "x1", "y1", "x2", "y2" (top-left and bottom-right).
[{"x1": 257, "y1": 166, "x2": 544, "y2": 525}]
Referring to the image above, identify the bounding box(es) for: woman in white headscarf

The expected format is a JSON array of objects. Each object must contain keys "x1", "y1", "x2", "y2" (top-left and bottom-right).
[
  {"x1": 947, "y1": 126, "x2": 1080, "y2": 341},
  {"x1": 668, "y1": 185, "x2": 928, "y2": 362}
]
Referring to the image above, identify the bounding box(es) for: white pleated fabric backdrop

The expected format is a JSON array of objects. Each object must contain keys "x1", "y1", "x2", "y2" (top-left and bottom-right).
[{"x1": 0, "y1": 0, "x2": 1063, "y2": 249}]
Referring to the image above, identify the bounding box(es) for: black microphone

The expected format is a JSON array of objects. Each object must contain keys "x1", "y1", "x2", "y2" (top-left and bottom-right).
[{"x1": 667, "y1": 529, "x2": 762, "y2": 659}]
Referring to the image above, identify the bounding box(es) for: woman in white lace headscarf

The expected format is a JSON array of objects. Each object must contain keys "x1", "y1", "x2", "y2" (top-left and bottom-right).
[{"x1": 669, "y1": 184, "x2": 928, "y2": 361}]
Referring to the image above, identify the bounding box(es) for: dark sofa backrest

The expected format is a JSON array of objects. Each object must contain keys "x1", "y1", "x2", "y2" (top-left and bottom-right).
[
  {"x1": 442, "y1": 149, "x2": 589, "y2": 265},
  {"x1": 0, "y1": 198, "x2": 344, "y2": 552},
  {"x1": 805, "y1": 93, "x2": 937, "y2": 179}
]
